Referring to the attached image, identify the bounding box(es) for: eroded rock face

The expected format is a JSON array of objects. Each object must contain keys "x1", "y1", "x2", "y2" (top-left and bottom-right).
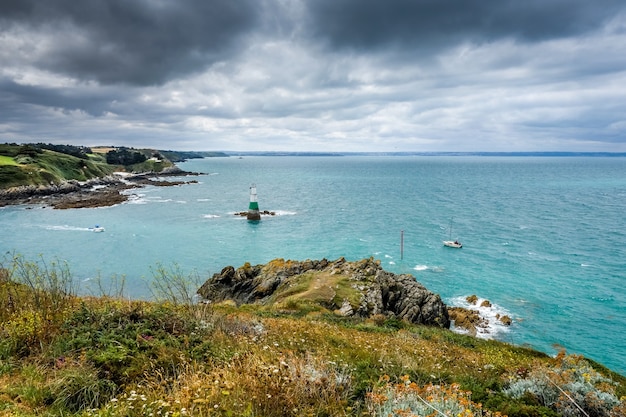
[
  {"x1": 374, "y1": 270, "x2": 450, "y2": 327},
  {"x1": 0, "y1": 171, "x2": 199, "y2": 208},
  {"x1": 197, "y1": 257, "x2": 450, "y2": 328}
]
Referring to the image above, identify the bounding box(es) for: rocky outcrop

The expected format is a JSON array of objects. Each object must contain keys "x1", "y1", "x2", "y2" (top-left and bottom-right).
[
  {"x1": 448, "y1": 295, "x2": 513, "y2": 336},
  {"x1": 234, "y1": 210, "x2": 276, "y2": 217},
  {"x1": 0, "y1": 176, "x2": 128, "y2": 208},
  {"x1": 197, "y1": 257, "x2": 450, "y2": 328},
  {"x1": 448, "y1": 307, "x2": 487, "y2": 337},
  {"x1": 0, "y1": 171, "x2": 199, "y2": 209}
]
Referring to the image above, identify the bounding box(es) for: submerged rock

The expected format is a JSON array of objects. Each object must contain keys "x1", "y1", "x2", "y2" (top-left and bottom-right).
[{"x1": 197, "y1": 257, "x2": 450, "y2": 328}]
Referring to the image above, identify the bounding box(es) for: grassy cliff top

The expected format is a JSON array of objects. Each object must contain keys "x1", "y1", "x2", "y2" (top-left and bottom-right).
[
  {"x1": 0, "y1": 144, "x2": 116, "y2": 188},
  {"x1": 1, "y1": 255, "x2": 624, "y2": 417},
  {"x1": 0, "y1": 143, "x2": 199, "y2": 189}
]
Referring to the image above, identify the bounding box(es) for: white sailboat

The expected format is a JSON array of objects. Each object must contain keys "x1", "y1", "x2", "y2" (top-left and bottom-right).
[{"x1": 443, "y1": 219, "x2": 462, "y2": 248}]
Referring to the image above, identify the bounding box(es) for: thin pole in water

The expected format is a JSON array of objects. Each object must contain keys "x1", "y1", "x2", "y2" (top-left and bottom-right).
[{"x1": 400, "y1": 230, "x2": 404, "y2": 260}]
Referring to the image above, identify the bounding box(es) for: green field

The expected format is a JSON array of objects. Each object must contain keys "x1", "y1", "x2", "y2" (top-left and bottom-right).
[{"x1": 0, "y1": 155, "x2": 18, "y2": 166}]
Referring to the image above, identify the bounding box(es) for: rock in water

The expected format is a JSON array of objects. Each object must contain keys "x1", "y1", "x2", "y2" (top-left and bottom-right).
[{"x1": 197, "y1": 257, "x2": 450, "y2": 328}]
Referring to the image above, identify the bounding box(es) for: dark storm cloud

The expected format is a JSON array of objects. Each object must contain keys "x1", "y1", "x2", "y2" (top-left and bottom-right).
[
  {"x1": 0, "y1": 79, "x2": 119, "y2": 116},
  {"x1": 0, "y1": 0, "x2": 259, "y2": 86},
  {"x1": 305, "y1": 0, "x2": 626, "y2": 51},
  {"x1": 1, "y1": 0, "x2": 625, "y2": 151}
]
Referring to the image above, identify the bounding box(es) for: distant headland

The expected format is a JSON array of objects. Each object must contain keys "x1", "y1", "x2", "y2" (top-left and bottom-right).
[{"x1": 0, "y1": 143, "x2": 226, "y2": 208}]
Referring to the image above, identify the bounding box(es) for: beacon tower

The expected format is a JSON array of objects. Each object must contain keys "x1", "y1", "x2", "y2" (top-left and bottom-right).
[{"x1": 247, "y1": 184, "x2": 261, "y2": 221}]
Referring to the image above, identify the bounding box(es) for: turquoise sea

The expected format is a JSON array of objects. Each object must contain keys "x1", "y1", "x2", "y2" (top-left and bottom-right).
[{"x1": 1, "y1": 156, "x2": 625, "y2": 375}]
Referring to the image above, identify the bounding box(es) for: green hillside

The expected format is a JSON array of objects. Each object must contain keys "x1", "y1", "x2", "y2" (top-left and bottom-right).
[
  {"x1": 0, "y1": 144, "x2": 177, "y2": 189},
  {"x1": 0, "y1": 144, "x2": 111, "y2": 188}
]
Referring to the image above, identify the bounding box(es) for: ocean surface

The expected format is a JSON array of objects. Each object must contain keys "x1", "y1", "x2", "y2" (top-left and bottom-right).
[{"x1": 1, "y1": 156, "x2": 624, "y2": 375}]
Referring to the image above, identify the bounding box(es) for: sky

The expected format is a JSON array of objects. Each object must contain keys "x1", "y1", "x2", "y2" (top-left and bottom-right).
[{"x1": 1, "y1": 0, "x2": 626, "y2": 153}]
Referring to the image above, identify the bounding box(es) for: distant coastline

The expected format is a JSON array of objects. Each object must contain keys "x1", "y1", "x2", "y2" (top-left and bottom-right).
[{"x1": 223, "y1": 151, "x2": 626, "y2": 157}]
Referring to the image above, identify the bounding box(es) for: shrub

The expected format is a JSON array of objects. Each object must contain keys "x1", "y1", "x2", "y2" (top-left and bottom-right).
[
  {"x1": 504, "y1": 354, "x2": 623, "y2": 417},
  {"x1": 367, "y1": 375, "x2": 504, "y2": 416},
  {"x1": 51, "y1": 364, "x2": 117, "y2": 412},
  {"x1": 86, "y1": 353, "x2": 353, "y2": 417},
  {"x1": 0, "y1": 254, "x2": 76, "y2": 356}
]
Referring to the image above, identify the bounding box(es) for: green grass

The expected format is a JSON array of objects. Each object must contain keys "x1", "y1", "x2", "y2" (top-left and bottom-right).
[
  {"x1": 0, "y1": 155, "x2": 18, "y2": 166},
  {"x1": 0, "y1": 146, "x2": 117, "y2": 188},
  {"x1": 0, "y1": 143, "x2": 176, "y2": 189},
  {"x1": 1, "y1": 255, "x2": 624, "y2": 416}
]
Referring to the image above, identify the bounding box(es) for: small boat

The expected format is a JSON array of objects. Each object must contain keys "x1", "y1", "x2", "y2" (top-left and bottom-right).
[
  {"x1": 89, "y1": 225, "x2": 105, "y2": 232},
  {"x1": 443, "y1": 239, "x2": 462, "y2": 248},
  {"x1": 443, "y1": 219, "x2": 462, "y2": 248}
]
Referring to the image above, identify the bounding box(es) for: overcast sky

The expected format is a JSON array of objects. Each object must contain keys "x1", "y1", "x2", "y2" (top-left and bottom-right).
[{"x1": 1, "y1": 0, "x2": 626, "y2": 152}]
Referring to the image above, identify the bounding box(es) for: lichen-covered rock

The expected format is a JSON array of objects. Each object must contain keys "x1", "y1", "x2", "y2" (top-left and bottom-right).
[
  {"x1": 447, "y1": 307, "x2": 487, "y2": 336},
  {"x1": 197, "y1": 257, "x2": 450, "y2": 328}
]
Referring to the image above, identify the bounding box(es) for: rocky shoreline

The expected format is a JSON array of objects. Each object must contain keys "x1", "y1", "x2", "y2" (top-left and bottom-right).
[
  {"x1": 448, "y1": 295, "x2": 513, "y2": 337},
  {"x1": 0, "y1": 167, "x2": 200, "y2": 209},
  {"x1": 198, "y1": 258, "x2": 514, "y2": 336},
  {"x1": 198, "y1": 257, "x2": 452, "y2": 328}
]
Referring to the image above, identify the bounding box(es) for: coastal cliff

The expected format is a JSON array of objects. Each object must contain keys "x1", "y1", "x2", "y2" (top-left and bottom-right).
[
  {"x1": 198, "y1": 257, "x2": 451, "y2": 328},
  {"x1": 0, "y1": 143, "x2": 202, "y2": 208}
]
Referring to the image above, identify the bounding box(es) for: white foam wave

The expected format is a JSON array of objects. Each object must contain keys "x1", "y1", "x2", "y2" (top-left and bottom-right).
[
  {"x1": 126, "y1": 198, "x2": 148, "y2": 205},
  {"x1": 203, "y1": 214, "x2": 220, "y2": 219},
  {"x1": 413, "y1": 264, "x2": 429, "y2": 271},
  {"x1": 449, "y1": 295, "x2": 514, "y2": 340},
  {"x1": 271, "y1": 210, "x2": 296, "y2": 216},
  {"x1": 44, "y1": 225, "x2": 92, "y2": 232},
  {"x1": 123, "y1": 192, "x2": 148, "y2": 204}
]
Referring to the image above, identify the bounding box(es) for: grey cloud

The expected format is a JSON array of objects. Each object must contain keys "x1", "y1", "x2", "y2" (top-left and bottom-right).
[
  {"x1": 305, "y1": 0, "x2": 626, "y2": 52},
  {"x1": 0, "y1": 0, "x2": 260, "y2": 86},
  {"x1": 0, "y1": 80, "x2": 119, "y2": 116}
]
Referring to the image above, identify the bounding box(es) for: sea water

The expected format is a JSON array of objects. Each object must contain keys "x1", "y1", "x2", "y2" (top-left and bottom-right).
[{"x1": 1, "y1": 156, "x2": 624, "y2": 374}]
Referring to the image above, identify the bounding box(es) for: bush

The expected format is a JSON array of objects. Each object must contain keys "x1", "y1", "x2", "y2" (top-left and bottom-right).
[
  {"x1": 0, "y1": 165, "x2": 29, "y2": 187},
  {"x1": 0, "y1": 254, "x2": 76, "y2": 356},
  {"x1": 106, "y1": 148, "x2": 147, "y2": 165},
  {"x1": 51, "y1": 364, "x2": 117, "y2": 412},
  {"x1": 367, "y1": 375, "x2": 504, "y2": 416},
  {"x1": 504, "y1": 354, "x2": 622, "y2": 417}
]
